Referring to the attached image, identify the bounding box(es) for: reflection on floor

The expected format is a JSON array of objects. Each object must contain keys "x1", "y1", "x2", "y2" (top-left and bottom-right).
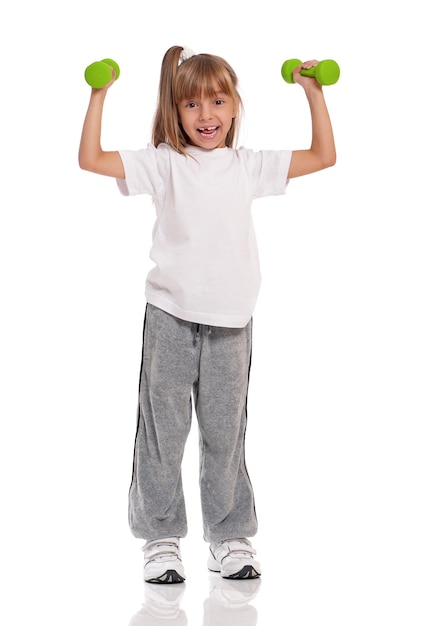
[{"x1": 129, "y1": 574, "x2": 261, "y2": 625}]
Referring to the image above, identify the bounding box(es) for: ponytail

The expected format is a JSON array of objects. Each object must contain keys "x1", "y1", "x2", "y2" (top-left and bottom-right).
[{"x1": 152, "y1": 46, "x2": 187, "y2": 152}]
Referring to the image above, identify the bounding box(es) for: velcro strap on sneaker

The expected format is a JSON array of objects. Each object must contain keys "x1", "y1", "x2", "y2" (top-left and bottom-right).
[
  {"x1": 142, "y1": 538, "x2": 180, "y2": 560},
  {"x1": 226, "y1": 542, "x2": 256, "y2": 556},
  {"x1": 215, "y1": 538, "x2": 257, "y2": 562}
]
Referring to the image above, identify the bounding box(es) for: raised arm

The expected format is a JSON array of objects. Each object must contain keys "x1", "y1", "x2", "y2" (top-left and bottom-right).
[
  {"x1": 78, "y1": 76, "x2": 125, "y2": 179},
  {"x1": 287, "y1": 60, "x2": 336, "y2": 179}
]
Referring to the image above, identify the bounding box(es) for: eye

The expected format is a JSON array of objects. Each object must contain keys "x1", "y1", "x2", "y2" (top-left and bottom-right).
[
  {"x1": 214, "y1": 99, "x2": 225, "y2": 106},
  {"x1": 185, "y1": 102, "x2": 198, "y2": 109}
]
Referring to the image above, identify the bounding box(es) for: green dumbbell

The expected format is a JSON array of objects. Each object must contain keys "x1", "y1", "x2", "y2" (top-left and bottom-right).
[
  {"x1": 84, "y1": 58, "x2": 120, "y2": 88},
  {"x1": 281, "y1": 59, "x2": 340, "y2": 86}
]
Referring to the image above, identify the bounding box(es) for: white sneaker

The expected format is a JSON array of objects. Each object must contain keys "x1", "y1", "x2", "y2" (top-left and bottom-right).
[
  {"x1": 207, "y1": 538, "x2": 261, "y2": 579},
  {"x1": 143, "y1": 537, "x2": 186, "y2": 584}
]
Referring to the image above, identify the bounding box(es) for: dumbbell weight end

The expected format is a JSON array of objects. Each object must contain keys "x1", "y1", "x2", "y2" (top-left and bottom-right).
[{"x1": 84, "y1": 58, "x2": 120, "y2": 88}]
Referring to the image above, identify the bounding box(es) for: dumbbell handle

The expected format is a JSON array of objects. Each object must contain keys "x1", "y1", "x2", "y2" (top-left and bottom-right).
[{"x1": 281, "y1": 59, "x2": 340, "y2": 86}]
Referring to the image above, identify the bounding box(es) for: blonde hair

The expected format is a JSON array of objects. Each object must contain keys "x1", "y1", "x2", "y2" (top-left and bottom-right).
[{"x1": 152, "y1": 46, "x2": 243, "y2": 154}]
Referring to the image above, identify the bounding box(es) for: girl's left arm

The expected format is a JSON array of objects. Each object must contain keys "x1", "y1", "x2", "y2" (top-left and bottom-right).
[{"x1": 287, "y1": 61, "x2": 336, "y2": 179}]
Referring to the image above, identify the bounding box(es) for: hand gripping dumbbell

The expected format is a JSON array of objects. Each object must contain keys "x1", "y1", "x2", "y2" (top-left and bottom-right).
[
  {"x1": 84, "y1": 58, "x2": 120, "y2": 88},
  {"x1": 281, "y1": 59, "x2": 340, "y2": 86}
]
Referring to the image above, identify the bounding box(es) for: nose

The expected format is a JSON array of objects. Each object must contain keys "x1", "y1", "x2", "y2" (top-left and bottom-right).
[{"x1": 199, "y1": 103, "x2": 213, "y2": 120}]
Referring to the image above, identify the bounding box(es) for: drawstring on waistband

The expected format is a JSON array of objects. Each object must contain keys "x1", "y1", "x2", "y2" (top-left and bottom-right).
[{"x1": 195, "y1": 323, "x2": 212, "y2": 340}]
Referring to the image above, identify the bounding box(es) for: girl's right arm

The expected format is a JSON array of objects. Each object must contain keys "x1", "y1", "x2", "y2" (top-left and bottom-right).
[{"x1": 78, "y1": 81, "x2": 125, "y2": 179}]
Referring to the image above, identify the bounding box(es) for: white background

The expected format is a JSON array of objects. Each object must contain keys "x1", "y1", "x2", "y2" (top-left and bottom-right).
[{"x1": 1, "y1": 1, "x2": 424, "y2": 624}]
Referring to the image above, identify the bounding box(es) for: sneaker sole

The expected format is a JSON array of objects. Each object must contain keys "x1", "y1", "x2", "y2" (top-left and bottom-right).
[
  {"x1": 224, "y1": 565, "x2": 261, "y2": 580},
  {"x1": 208, "y1": 555, "x2": 261, "y2": 580},
  {"x1": 145, "y1": 569, "x2": 185, "y2": 584}
]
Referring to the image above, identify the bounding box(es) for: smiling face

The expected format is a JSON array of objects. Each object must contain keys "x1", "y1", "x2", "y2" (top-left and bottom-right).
[{"x1": 177, "y1": 88, "x2": 237, "y2": 150}]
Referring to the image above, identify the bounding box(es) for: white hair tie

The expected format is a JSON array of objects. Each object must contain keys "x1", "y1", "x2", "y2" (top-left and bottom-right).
[{"x1": 179, "y1": 46, "x2": 195, "y2": 65}]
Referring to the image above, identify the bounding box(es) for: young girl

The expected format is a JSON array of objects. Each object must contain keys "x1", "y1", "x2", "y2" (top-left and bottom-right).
[{"x1": 79, "y1": 45, "x2": 336, "y2": 583}]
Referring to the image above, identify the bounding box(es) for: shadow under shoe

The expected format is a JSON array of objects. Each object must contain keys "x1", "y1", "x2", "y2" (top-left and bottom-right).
[
  {"x1": 203, "y1": 574, "x2": 260, "y2": 626},
  {"x1": 129, "y1": 582, "x2": 187, "y2": 626}
]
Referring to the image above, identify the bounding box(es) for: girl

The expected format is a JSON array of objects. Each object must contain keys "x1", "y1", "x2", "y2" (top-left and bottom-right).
[{"x1": 79, "y1": 45, "x2": 336, "y2": 583}]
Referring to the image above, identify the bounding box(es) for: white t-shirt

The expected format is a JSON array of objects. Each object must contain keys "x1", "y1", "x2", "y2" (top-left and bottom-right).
[{"x1": 117, "y1": 143, "x2": 291, "y2": 328}]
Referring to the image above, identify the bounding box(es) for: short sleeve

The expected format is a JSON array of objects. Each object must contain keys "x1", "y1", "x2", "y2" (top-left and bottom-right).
[
  {"x1": 253, "y1": 150, "x2": 292, "y2": 198},
  {"x1": 116, "y1": 143, "x2": 168, "y2": 198}
]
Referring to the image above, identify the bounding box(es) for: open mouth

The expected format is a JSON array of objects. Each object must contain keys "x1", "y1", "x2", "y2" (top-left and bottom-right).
[{"x1": 197, "y1": 126, "x2": 219, "y2": 138}]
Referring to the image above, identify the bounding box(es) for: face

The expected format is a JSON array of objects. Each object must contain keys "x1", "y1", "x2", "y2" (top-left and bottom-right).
[{"x1": 177, "y1": 87, "x2": 237, "y2": 150}]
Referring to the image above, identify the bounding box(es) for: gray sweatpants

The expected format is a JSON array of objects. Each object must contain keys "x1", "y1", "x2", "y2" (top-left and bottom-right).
[{"x1": 129, "y1": 304, "x2": 258, "y2": 543}]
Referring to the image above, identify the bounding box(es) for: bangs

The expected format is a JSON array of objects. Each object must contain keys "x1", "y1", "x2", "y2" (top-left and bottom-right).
[{"x1": 174, "y1": 54, "x2": 238, "y2": 103}]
